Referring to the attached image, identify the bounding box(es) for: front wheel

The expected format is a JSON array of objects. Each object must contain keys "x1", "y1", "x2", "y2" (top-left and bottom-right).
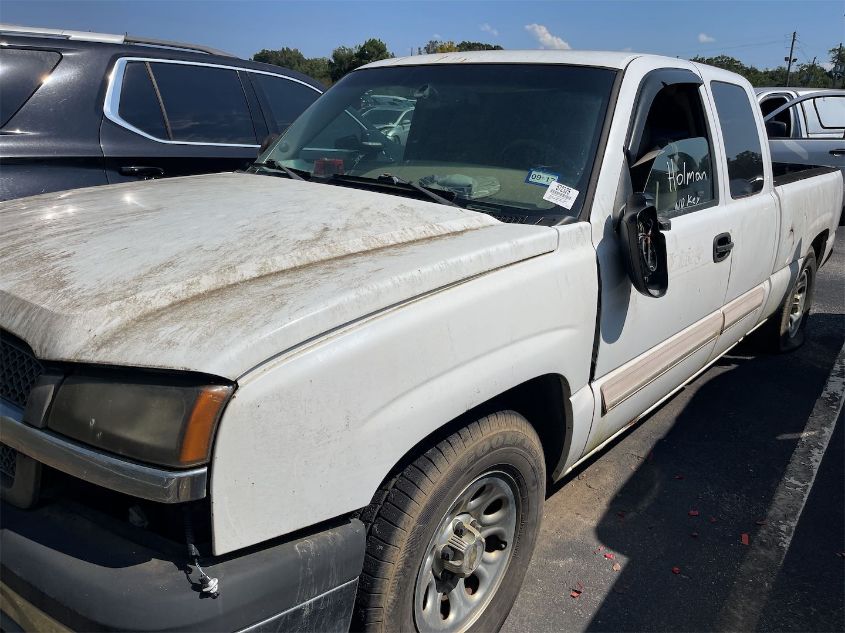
[{"x1": 353, "y1": 411, "x2": 545, "y2": 633}]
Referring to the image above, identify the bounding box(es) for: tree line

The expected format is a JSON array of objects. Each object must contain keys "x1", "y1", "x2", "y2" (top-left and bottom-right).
[
  {"x1": 252, "y1": 38, "x2": 502, "y2": 85},
  {"x1": 253, "y1": 38, "x2": 843, "y2": 88},
  {"x1": 692, "y1": 46, "x2": 844, "y2": 88}
]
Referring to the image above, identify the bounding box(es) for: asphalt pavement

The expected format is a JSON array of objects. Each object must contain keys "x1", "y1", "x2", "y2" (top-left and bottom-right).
[{"x1": 503, "y1": 232, "x2": 845, "y2": 633}]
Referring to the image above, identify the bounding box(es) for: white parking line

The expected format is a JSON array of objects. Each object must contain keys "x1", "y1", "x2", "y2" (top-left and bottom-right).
[{"x1": 717, "y1": 341, "x2": 845, "y2": 632}]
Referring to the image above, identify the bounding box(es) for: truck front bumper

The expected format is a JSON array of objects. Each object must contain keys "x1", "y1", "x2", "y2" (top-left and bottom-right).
[{"x1": 0, "y1": 501, "x2": 365, "y2": 632}]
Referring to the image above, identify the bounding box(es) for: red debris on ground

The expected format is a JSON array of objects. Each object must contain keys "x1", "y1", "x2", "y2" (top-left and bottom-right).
[
  {"x1": 688, "y1": 510, "x2": 700, "y2": 517},
  {"x1": 604, "y1": 553, "x2": 615, "y2": 560},
  {"x1": 672, "y1": 566, "x2": 681, "y2": 574},
  {"x1": 616, "y1": 511, "x2": 626, "y2": 519},
  {"x1": 741, "y1": 533, "x2": 750, "y2": 546},
  {"x1": 570, "y1": 589, "x2": 582, "y2": 598},
  {"x1": 570, "y1": 581, "x2": 584, "y2": 598},
  {"x1": 593, "y1": 545, "x2": 604, "y2": 554},
  {"x1": 612, "y1": 562, "x2": 622, "y2": 572}
]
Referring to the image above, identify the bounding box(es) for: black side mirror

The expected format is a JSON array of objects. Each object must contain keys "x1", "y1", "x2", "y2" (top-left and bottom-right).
[
  {"x1": 617, "y1": 193, "x2": 669, "y2": 298},
  {"x1": 765, "y1": 120, "x2": 788, "y2": 139}
]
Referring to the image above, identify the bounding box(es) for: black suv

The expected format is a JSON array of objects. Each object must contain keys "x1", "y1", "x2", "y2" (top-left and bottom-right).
[{"x1": 0, "y1": 24, "x2": 324, "y2": 201}]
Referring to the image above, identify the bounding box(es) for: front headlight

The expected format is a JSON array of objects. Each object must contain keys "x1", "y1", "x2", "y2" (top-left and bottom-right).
[{"x1": 46, "y1": 371, "x2": 234, "y2": 468}]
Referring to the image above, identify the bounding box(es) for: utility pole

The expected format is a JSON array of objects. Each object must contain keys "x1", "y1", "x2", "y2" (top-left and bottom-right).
[
  {"x1": 835, "y1": 43, "x2": 844, "y2": 88},
  {"x1": 784, "y1": 31, "x2": 797, "y2": 87}
]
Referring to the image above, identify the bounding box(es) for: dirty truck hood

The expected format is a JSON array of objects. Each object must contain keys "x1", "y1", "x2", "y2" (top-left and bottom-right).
[{"x1": 0, "y1": 173, "x2": 557, "y2": 379}]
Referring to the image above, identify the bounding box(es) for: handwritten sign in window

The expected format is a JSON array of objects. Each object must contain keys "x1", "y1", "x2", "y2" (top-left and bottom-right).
[{"x1": 643, "y1": 137, "x2": 714, "y2": 218}]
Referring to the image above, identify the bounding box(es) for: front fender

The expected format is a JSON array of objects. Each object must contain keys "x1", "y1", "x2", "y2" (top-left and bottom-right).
[{"x1": 209, "y1": 223, "x2": 598, "y2": 555}]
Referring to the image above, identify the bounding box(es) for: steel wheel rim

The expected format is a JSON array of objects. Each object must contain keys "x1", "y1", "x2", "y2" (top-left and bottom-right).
[
  {"x1": 787, "y1": 268, "x2": 809, "y2": 338},
  {"x1": 413, "y1": 471, "x2": 520, "y2": 633}
]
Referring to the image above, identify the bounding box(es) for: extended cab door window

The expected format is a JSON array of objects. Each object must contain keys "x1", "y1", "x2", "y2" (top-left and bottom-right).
[
  {"x1": 710, "y1": 81, "x2": 765, "y2": 198},
  {"x1": 629, "y1": 84, "x2": 716, "y2": 218}
]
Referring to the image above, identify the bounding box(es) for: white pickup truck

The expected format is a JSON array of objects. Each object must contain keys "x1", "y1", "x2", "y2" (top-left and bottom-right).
[{"x1": 0, "y1": 51, "x2": 841, "y2": 633}]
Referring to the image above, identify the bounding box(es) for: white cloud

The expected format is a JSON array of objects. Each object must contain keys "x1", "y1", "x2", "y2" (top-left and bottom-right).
[
  {"x1": 821, "y1": 61, "x2": 834, "y2": 71},
  {"x1": 524, "y1": 24, "x2": 571, "y2": 50},
  {"x1": 698, "y1": 33, "x2": 716, "y2": 44},
  {"x1": 480, "y1": 23, "x2": 499, "y2": 37}
]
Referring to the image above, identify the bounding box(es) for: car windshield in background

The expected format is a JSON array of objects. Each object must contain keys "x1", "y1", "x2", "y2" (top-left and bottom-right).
[{"x1": 261, "y1": 64, "x2": 617, "y2": 223}]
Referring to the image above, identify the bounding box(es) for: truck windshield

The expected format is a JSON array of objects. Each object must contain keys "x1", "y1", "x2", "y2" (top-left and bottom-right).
[{"x1": 260, "y1": 64, "x2": 617, "y2": 224}]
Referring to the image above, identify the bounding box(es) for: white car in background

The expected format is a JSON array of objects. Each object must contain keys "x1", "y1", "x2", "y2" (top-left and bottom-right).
[{"x1": 361, "y1": 105, "x2": 415, "y2": 145}]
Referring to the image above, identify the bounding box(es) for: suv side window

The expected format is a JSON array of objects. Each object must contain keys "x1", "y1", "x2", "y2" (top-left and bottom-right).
[
  {"x1": 250, "y1": 73, "x2": 320, "y2": 133},
  {"x1": 148, "y1": 62, "x2": 257, "y2": 144},
  {"x1": 118, "y1": 62, "x2": 168, "y2": 139},
  {"x1": 631, "y1": 83, "x2": 716, "y2": 218},
  {"x1": 711, "y1": 81, "x2": 765, "y2": 198}
]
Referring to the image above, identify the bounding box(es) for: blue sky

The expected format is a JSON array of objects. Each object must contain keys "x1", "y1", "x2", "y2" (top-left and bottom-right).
[{"x1": 2, "y1": 0, "x2": 842, "y2": 69}]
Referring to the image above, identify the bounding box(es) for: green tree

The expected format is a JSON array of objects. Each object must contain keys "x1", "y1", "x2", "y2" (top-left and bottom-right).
[
  {"x1": 253, "y1": 47, "x2": 308, "y2": 72},
  {"x1": 456, "y1": 41, "x2": 504, "y2": 52},
  {"x1": 329, "y1": 45, "x2": 358, "y2": 82},
  {"x1": 328, "y1": 39, "x2": 392, "y2": 82},
  {"x1": 252, "y1": 47, "x2": 331, "y2": 84},
  {"x1": 355, "y1": 38, "x2": 392, "y2": 65},
  {"x1": 423, "y1": 39, "x2": 502, "y2": 54}
]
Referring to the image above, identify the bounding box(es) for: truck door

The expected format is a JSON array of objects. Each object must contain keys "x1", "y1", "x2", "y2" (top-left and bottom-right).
[
  {"x1": 708, "y1": 80, "x2": 779, "y2": 356},
  {"x1": 586, "y1": 68, "x2": 732, "y2": 453}
]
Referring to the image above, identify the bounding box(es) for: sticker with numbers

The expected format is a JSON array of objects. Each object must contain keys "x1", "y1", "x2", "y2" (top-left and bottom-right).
[
  {"x1": 525, "y1": 168, "x2": 560, "y2": 187},
  {"x1": 542, "y1": 181, "x2": 579, "y2": 209}
]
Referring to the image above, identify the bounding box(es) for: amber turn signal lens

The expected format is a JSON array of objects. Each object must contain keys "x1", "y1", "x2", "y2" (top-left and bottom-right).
[{"x1": 180, "y1": 385, "x2": 233, "y2": 465}]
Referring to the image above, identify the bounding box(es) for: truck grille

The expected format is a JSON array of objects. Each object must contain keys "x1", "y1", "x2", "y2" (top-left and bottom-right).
[
  {"x1": 0, "y1": 444, "x2": 16, "y2": 486},
  {"x1": 1, "y1": 332, "x2": 43, "y2": 410}
]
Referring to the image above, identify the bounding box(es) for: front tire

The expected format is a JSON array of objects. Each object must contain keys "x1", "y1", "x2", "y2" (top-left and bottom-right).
[{"x1": 353, "y1": 411, "x2": 545, "y2": 633}]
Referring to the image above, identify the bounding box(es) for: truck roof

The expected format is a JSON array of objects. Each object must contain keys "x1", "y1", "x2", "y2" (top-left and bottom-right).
[{"x1": 362, "y1": 50, "x2": 648, "y2": 71}]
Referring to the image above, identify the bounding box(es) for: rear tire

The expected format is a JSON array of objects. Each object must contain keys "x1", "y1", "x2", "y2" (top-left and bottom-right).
[
  {"x1": 759, "y1": 250, "x2": 816, "y2": 352},
  {"x1": 353, "y1": 411, "x2": 545, "y2": 633}
]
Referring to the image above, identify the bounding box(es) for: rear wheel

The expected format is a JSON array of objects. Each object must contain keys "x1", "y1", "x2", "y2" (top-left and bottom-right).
[
  {"x1": 759, "y1": 250, "x2": 816, "y2": 352},
  {"x1": 353, "y1": 411, "x2": 545, "y2": 633}
]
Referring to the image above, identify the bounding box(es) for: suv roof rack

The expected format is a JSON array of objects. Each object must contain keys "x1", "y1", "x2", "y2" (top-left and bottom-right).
[{"x1": 0, "y1": 23, "x2": 237, "y2": 57}]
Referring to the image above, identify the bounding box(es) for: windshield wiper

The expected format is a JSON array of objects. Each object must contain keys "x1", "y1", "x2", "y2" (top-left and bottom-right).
[
  {"x1": 325, "y1": 173, "x2": 460, "y2": 208},
  {"x1": 252, "y1": 159, "x2": 306, "y2": 181}
]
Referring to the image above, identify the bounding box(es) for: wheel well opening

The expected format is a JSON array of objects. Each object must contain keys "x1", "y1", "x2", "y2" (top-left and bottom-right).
[
  {"x1": 811, "y1": 230, "x2": 829, "y2": 264},
  {"x1": 367, "y1": 374, "x2": 572, "y2": 506}
]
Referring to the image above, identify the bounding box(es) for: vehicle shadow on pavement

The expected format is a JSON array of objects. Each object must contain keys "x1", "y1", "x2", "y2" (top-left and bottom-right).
[{"x1": 585, "y1": 312, "x2": 844, "y2": 632}]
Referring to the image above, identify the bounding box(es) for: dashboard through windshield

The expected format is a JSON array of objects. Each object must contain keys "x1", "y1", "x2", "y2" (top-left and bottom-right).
[{"x1": 260, "y1": 64, "x2": 617, "y2": 224}]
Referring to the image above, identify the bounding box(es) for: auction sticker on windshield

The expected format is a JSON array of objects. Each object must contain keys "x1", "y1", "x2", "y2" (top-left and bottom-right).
[
  {"x1": 543, "y1": 181, "x2": 579, "y2": 209},
  {"x1": 525, "y1": 168, "x2": 560, "y2": 187}
]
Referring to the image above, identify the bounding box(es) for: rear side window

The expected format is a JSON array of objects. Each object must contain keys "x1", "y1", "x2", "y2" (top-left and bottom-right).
[
  {"x1": 812, "y1": 96, "x2": 845, "y2": 130},
  {"x1": 250, "y1": 73, "x2": 319, "y2": 132},
  {"x1": 148, "y1": 63, "x2": 257, "y2": 143},
  {"x1": 118, "y1": 62, "x2": 168, "y2": 139},
  {"x1": 0, "y1": 49, "x2": 61, "y2": 128},
  {"x1": 711, "y1": 81, "x2": 765, "y2": 198}
]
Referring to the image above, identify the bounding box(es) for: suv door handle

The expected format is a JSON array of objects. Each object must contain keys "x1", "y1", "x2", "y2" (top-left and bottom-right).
[
  {"x1": 829, "y1": 149, "x2": 845, "y2": 156},
  {"x1": 120, "y1": 166, "x2": 165, "y2": 178},
  {"x1": 713, "y1": 232, "x2": 734, "y2": 263}
]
